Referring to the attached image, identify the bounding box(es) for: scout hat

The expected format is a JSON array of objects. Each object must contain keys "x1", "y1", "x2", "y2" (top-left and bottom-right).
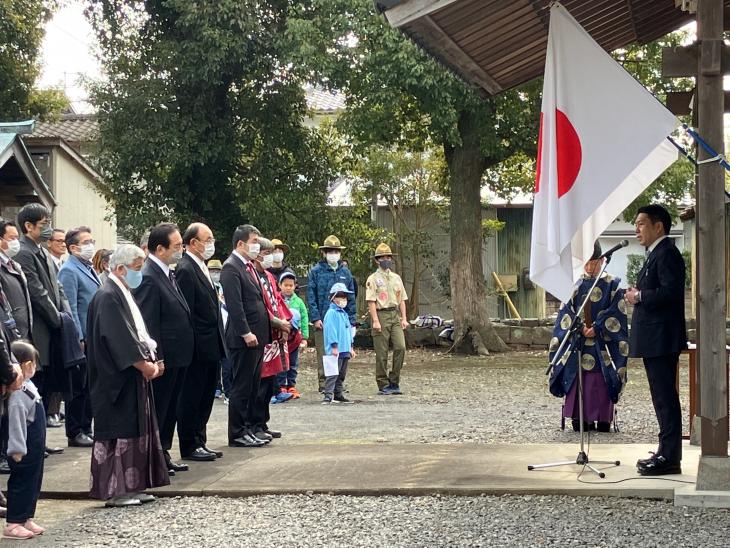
[
  {"x1": 271, "y1": 238, "x2": 290, "y2": 252},
  {"x1": 329, "y1": 282, "x2": 354, "y2": 296},
  {"x1": 318, "y1": 235, "x2": 346, "y2": 250},
  {"x1": 278, "y1": 271, "x2": 297, "y2": 283},
  {"x1": 373, "y1": 242, "x2": 396, "y2": 258},
  {"x1": 207, "y1": 259, "x2": 223, "y2": 270}
]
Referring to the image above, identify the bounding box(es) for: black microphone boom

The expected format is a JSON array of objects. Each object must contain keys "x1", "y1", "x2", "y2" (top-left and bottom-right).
[{"x1": 599, "y1": 239, "x2": 629, "y2": 260}]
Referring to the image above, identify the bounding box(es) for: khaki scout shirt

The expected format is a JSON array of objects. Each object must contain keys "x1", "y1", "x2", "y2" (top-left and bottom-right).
[{"x1": 365, "y1": 269, "x2": 408, "y2": 309}]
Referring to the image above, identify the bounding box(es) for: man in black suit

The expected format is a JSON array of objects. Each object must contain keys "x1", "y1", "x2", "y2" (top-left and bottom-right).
[
  {"x1": 133, "y1": 223, "x2": 194, "y2": 474},
  {"x1": 625, "y1": 204, "x2": 686, "y2": 476},
  {"x1": 0, "y1": 219, "x2": 32, "y2": 341},
  {"x1": 221, "y1": 224, "x2": 272, "y2": 447},
  {"x1": 13, "y1": 204, "x2": 70, "y2": 453},
  {"x1": 174, "y1": 223, "x2": 226, "y2": 461}
]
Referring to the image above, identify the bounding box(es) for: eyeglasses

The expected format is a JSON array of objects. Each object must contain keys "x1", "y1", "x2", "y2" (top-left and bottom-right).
[{"x1": 78, "y1": 239, "x2": 96, "y2": 246}]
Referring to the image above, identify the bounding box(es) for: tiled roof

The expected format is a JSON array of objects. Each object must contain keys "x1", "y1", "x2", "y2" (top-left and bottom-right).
[
  {"x1": 304, "y1": 86, "x2": 345, "y2": 113},
  {"x1": 32, "y1": 113, "x2": 98, "y2": 143}
]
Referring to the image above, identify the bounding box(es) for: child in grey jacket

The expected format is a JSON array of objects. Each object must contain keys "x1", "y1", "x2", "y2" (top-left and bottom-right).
[{"x1": 3, "y1": 341, "x2": 45, "y2": 540}]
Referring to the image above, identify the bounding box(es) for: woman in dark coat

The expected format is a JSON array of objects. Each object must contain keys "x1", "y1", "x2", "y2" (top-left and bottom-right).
[{"x1": 86, "y1": 245, "x2": 169, "y2": 507}]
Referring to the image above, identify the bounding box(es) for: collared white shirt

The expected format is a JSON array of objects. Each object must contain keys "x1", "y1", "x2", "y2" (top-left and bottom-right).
[
  {"x1": 0, "y1": 250, "x2": 9, "y2": 265},
  {"x1": 232, "y1": 250, "x2": 251, "y2": 268},
  {"x1": 647, "y1": 235, "x2": 668, "y2": 255},
  {"x1": 186, "y1": 250, "x2": 213, "y2": 286},
  {"x1": 110, "y1": 273, "x2": 157, "y2": 359},
  {"x1": 147, "y1": 253, "x2": 170, "y2": 277}
]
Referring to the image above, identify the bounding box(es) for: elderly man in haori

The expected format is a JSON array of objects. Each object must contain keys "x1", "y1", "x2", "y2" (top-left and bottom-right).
[
  {"x1": 86, "y1": 245, "x2": 169, "y2": 508},
  {"x1": 548, "y1": 242, "x2": 628, "y2": 433}
]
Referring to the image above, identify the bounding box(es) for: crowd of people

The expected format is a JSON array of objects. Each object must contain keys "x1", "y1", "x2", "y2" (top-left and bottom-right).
[{"x1": 0, "y1": 204, "x2": 410, "y2": 537}]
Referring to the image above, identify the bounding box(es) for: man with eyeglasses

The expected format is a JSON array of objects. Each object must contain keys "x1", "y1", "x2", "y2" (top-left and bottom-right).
[
  {"x1": 46, "y1": 229, "x2": 67, "y2": 271},
  {"x1": 173, "y1": 223, "x2": 226, "y2": 461},
  {"x1": 57, "y1": 227, "x2": 101, "y2": 447}
]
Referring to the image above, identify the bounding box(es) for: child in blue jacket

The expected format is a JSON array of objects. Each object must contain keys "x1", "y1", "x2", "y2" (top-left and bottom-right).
[{"x1": 322, "y1": 283, "x2": 355, "y2": 404}]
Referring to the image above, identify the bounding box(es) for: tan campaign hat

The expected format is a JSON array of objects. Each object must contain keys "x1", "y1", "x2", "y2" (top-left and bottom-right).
[
  {"x1": 318, "y1": 235, "x2": 346, "y2": 250},
  {"x1": 271, "y1": 238, "x2": 290, "y2": 252},
  {"x1": 207, "y1": 259, "x2": 223, "y2": 270},
  {"x1": 374, "y1": 243, "x2": 396, "y2": 258}
]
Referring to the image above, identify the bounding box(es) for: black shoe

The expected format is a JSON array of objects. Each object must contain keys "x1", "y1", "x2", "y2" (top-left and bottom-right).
[
  {"x1": 182, "y1": 447, "x2": 216, "y2": 461},
  {"x1": 68, "y1": 433, "x2": 94, "y2": 447},
  {"x1": 333, "y1": 394, "x2": 353, "y2": 403},
  {"x1": 45, "y1": 445, "x2": 64, "y2": 455},
  {"x1": 228, "y1": 434, "x2": 265, "y2": 447},
  {"x1": 202, "y1": 446, "x2": 223, "y2": 458},
  {"x1": 253, "y1": 429, "x2": 273, "y2": 442},
  {"x1": 46, "y1": 415, "x2": 62, "y2": 428},
  {"x1": 636, "y1": 452, "x2": 657, "y2": 468},
  {"x1": 248, "y1": 430, "x2": 271, "y2": 444},
  {"x1": 264, "y1": 429, "x2": 282, "y2": 439},
  {"x1": 637, "y1": 455, "x2": 681, "y2": 476},
  {"x1": 0, "y1": 460, "x2": 9, "y2": 475},
  {"x1": 167, "y1": 460, "x2": 189, "y2": 472}
]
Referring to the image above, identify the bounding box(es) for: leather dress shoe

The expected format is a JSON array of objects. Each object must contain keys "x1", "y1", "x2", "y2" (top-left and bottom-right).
[
  {"x1": 637, "y1": 455, "x2": 681, "y2": 476},
  {"x1": 68, "y1": 433, "x2": 94, "y2": 447},
  {"x1": 46, "y1": 415, "x2": 62, "y2": 428},
  {"x1": 45, "y1": 445, "x2": 64, "y2": 455},
  {"x1": 636, "y1": 452, "x2": 657, "y2": 469},
  {"x1": 182, "y1": 447, "x2": 216, "y2": 461},
  {"x1": 167, "y1": 469, "x2": 175, "y2": 477},
  {"x1": 247, "y1": 429, "x2": 271, "y2": 444},
  {"x1": 167, "y1": 460, "x2": 189, "y2": 472},
  {"x1": 264, "y1": 429, "x2": 281, "y2": 439},
  {"x1": 228, "y1": 434, "x2": 266, "y2": 447},
  {"x1": 202, "y1": 446, "x2": 223, "y2": 458}
]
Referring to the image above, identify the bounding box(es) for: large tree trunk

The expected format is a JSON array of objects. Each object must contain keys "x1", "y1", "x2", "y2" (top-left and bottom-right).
[{"x1": 445, "y1": 112, "x2": 508, "y2": 354}]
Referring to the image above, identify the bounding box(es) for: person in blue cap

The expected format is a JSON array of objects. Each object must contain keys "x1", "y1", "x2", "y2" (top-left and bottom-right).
[{"x1": 322, "y1": 283, "x2": 356, "y2": 404}]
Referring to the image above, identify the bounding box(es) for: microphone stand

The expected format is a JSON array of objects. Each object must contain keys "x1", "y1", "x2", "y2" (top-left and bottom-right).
[{"x1": 528, "y1": 254, "x2": 621, "y2": 478}]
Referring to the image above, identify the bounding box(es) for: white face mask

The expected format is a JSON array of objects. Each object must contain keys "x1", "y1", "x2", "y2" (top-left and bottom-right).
[
  {"x1": 4, "y1": 238, "x2": 20, "y2": 258},
  {"x1": 246, "y1": 242, "x2": 260, "y2": 260},
  {"x1": 261, "y1": 254, "x2": 274, "y2": 269},
  {"x1": 78, "y1": 243, "x2": 95, "y2": 261},
  {"x1": 326, "y1": 252, "x2": 341, "y2": 265},
  {"x1": 334, "y1": 297, "x2": 348, "y2": 308},
  {"x1": 272, "y1": 251, "x2": 284, "y2": 263},
  {"x1": 202, "y1": 242, "x2": 215, "y2": 261}
]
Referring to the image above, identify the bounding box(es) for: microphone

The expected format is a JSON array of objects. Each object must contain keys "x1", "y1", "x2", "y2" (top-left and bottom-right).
[{"x1": 599, "y1": 240, "x2": 629, "y2": 259}]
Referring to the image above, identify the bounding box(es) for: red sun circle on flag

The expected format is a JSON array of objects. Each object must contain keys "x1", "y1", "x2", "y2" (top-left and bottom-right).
[{"x1": 534, "y1": 109, "x2": 583, "y2": 197}]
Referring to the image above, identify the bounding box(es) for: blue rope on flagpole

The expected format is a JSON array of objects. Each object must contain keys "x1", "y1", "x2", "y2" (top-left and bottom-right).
[{"x1": 681, "y1": 123, "x2": 730, "y2": 171}]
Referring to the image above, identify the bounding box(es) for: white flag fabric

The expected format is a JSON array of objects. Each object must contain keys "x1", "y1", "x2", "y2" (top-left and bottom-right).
[{"x1": 529, "y1": 3, "x2": 678, "y2": 303}]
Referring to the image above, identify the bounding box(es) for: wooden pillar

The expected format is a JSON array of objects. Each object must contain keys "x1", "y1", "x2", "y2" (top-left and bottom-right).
[{"x1": 697, "y1": 0, "x2": 729, "y2": 470}]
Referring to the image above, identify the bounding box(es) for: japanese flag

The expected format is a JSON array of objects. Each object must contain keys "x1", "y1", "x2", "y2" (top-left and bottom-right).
[{"x1": 529, "y1": 3, "x2": 679, "y2": 303}]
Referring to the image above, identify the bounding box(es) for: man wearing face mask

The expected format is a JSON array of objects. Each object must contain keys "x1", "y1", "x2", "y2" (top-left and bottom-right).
[
  {"x1": 133, "y1": 223, "x2": 195, "y2": 475},
  {"x1": 0, "y1": 220, "x2": 32, "y2": 342},
  {"x1": 366, "y1": 244, "x2": 409, "y2": 395},
  {"x1": 173, "y1": 223, "x2": 226, "y2": 461},
  {"x1": 307, "y1": 235, "x2": 356, "y2": 392},
  {"x1": 221, "y1": 225, "x2": 273, "y2": 447},
  {"x1": 57, "y1": 227, "x2": 100, "y2": 447},
  {"x1": 268, "y1": 239, "x2": 294, "y2": 280},
  {"x1": 13, "y1": 204, "x2": 68, "y2": 447}
]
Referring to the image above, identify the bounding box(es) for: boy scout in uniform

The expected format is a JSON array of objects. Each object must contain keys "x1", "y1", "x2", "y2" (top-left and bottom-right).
[{"x1": 365, "y1": 243, "x2": 409, "y2": 395}]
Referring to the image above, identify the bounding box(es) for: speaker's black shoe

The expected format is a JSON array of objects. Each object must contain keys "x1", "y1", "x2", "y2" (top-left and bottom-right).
[
  {"x1": 182, "y1": 447, "x2": 216, "y2": 461},
  {"x1": 637, "y1": 455, "x2": 681, "y2": 476}
]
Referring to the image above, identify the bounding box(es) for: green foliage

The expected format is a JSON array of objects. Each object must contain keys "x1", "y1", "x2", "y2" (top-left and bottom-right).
[
  {"x1": 86, "y1": 0, "x2": 338, "y2": 264},
  {"x1": 481, "y1": 219, "x2": 505, "y2": 240},
  {"x1": 0, "y1": 0, "x2": 67, "y2": 120},
  {"x1": 626, "y1": 250, "x2": 691, "y2": 288}
]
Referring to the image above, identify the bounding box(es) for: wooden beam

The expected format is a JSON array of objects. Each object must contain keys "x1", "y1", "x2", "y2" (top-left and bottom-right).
[
  {"x1": 665, "y1": 90, "x2": 730, "y2": 115},
  {"x1": 383, "y1": 0, "x2": 461, "y2": 28},
  {"x1": 696, "y1": 0, "x2": 729, "y2": 466},
  {"x1": 410, "y1": 15, "x2": 503, "y2": 95},
  {"x1": 662, "y1": 44, "x2": 730, "y2": 77}
]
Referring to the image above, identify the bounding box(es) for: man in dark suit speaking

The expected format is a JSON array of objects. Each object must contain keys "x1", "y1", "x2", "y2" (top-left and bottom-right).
[{"x1": 625, "y1": 204, "x2": 686, "y2": 476}]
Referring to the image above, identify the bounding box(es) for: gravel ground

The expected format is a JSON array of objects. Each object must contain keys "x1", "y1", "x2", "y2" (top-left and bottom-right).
[
  {"x1": 261, "y1": 348, "x2": 690, "y2": 446},
  {"x1": 33, "y1": 494, "x2": 728, "y2": 547}
]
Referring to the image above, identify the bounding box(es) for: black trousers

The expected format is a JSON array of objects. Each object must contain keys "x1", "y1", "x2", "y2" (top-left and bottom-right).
[
  {"x1": 151, "y1": 367, "x2": 187, "y2": 452},
  {"x1": 177, "y1": 359, "x2": 218, "y2": 456},
  {"x1": 64, "y1": 364, "x2": 92, "y2": 439},
  {"x1": 250, "y1": 375, "x2": 275, "y2": 431},
  {"x1": 227, "y1": 345, "x2": 264, "y2": 442},
  {"x1": 644, "y1": 353, "x2": 682, "y2": 464},
  {"x1": 6, "y1": 401, "x2": 45, "y2": 524}
]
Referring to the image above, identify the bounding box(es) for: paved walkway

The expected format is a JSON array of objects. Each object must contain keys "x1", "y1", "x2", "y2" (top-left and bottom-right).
[{"x1": 7, "y1": 440, "x2": 699, "y2": 501}]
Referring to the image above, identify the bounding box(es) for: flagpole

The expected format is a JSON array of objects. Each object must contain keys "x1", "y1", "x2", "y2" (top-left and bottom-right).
[{"x1": 529, "y1": 256, "x2": 620, "y2": 478}]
